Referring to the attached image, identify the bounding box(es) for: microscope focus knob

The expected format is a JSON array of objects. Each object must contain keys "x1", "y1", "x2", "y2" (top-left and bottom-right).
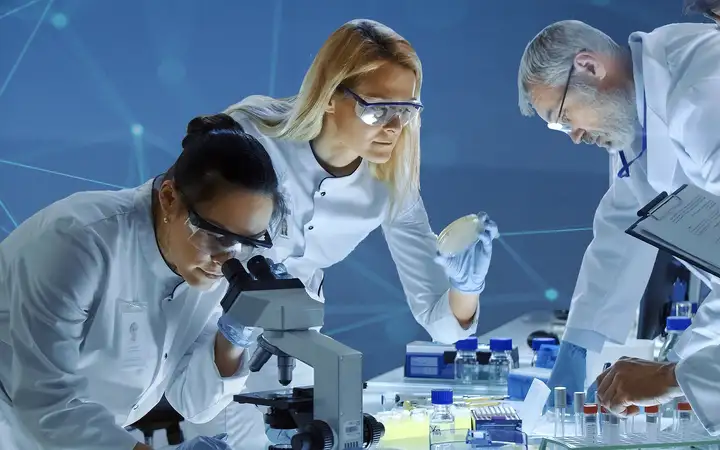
[
  {"x1": 291, "y1": 419, "x2": 333, "y2": 450},
  {"x1": 362, "y1": 413, "x2": 385, "y2": 448}
]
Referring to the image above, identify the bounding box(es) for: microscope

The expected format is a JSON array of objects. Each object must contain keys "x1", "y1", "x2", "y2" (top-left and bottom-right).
[{"x1": 220, "y1": 256, "x2": 384, "y2": 450}]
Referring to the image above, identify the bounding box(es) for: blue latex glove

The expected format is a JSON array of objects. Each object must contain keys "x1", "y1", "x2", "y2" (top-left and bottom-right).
[
  {"x1": 268, "y1": 261, "x2": 293, "y2": 279},
  {"x1": 434, "y1": 212, "x2": 499, "y2": 294},
  {"x1": 176, "y1": 434, "x2": 233, "y2": 450},
  {"x1": 217, "y1": 314, "x2": 255, "y2": 348},
  {"x1": 547, "y1": 341, "x2": 587, "y2": 407}
]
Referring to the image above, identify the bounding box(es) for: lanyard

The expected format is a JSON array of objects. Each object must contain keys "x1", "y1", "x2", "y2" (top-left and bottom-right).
[{"x1": 617, "y1": 91, "x2": 647, "y2": 178}]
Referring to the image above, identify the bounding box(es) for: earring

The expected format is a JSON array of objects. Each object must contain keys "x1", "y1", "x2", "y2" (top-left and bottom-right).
[{"x1": 163, "y1": 217, "x2": 169, "y2": 224}]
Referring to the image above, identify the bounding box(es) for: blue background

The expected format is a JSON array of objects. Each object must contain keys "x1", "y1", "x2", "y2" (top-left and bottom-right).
[{"x1": 0, "y1": 0, "x2": 705, "y2": 378}]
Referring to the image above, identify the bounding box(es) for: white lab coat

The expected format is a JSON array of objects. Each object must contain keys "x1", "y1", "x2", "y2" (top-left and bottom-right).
[
  {"x1": 561, "y1": 22, "x2": 720, "y2": 433},
  {"x1": 233, "y1": 113, "x2": 476, "y2": 343},
  {"x1": 0, "y1": 179, "x2": 249, "y2": 450},
  {"x1": 184, "y1": 112, "x2": 479, "y2": 448}
]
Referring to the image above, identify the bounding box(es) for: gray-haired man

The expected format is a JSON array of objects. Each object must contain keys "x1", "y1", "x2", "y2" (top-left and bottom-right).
[{"x1": 517, "y1": 19, "x2": 720, "y2": 433}]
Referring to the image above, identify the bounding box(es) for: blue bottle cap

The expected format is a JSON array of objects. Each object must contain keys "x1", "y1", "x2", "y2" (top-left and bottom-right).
[
  {"x1": 489, "y1": 338, "x2": 512, "y2": 352},
  {"x1": 455, "y1": 338, "x2": 478, "y2": 351},
  {"x1": 431, "y1": 389, "x2": 453, "y2": 405},
  {"x1": 531, "y1": 337, "x2": 556, "y2": 351},
  {"x1": 666, "y1": 316, "x2": 691, "y2": 331},
  {"x1": 670, "y1": 279, "x2": 687, "y2": 303}
]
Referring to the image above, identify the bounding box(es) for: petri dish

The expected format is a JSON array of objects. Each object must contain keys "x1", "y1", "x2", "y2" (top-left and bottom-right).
[{"x1": 437, "y1": 214, "x2": 484, "y2": 256}]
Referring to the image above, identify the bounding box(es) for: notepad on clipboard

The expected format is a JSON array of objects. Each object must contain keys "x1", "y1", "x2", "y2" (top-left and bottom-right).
[{"x1": 626, "y1": 183, "x2": 720, "y2": 279}]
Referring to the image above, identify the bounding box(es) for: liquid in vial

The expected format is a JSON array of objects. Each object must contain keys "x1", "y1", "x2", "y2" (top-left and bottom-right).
[
  {"x1": 429, "y1": 389, "x2": 455, "y2": 450},
  {"x1": 488, "y1": 338, "x2": 512, "y2": 385},
  {"x1": 454, "y1": 338, "x2": 479, "y2": 384}
]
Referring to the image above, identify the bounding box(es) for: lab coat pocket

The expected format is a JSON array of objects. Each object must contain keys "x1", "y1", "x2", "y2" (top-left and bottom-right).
[{"x1": 117, "y1": 300, "x2": 154, "y2": 372}]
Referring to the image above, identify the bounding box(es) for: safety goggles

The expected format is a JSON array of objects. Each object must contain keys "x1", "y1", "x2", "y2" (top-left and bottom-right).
[
  {"x1": 340, "y1": 85, "x2": 423, "y2": 127},
  {"x1": 185, "y1": 207, "x2": 273, "y2": 260}
]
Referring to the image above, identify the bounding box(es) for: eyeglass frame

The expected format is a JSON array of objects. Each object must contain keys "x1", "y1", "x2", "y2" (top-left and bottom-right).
[
  {"x1": 546, "y1": 63, "x2": 576, "y2": 134},
  {"x1": 178, "y1": 189, "x2": 274, "y2": 252},
  {"x1": 338, "y1": 85, "x2": 424, "y2": 121}
]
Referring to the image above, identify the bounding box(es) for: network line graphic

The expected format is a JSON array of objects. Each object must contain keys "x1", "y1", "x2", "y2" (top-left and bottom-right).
[{"x1": 0, "y1": 0, "x2": 596, "y2": 337}]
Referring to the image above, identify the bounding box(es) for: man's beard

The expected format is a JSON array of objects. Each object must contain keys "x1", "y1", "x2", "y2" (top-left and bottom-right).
[{"x1": 574, "y1": 81, "x2": 639, "y2": 152}]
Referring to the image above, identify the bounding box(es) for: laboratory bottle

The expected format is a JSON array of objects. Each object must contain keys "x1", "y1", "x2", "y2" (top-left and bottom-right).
[
  {"x1": 455, "y1": 337, "x2": 480, "y2": 384},
  {"x1": 583, "y1": 404, "x2": 598, "y2": 439},
  {"x1": 658, "y1": 316, "x2": 692, "y2": 362},
  {"x1": 454, "y1": 338, "x2": 479, "y2": 384},
  {"x1": 429, "y1": 389, "x2": 455, "y2": 450},
  {"x1": 488, "y1": 338, "x2": 512, "y2": 385},
  {"x1": 645, "y1": 405, "x2": 661, "y2": 440},
  {"x1": 531, "y1": 337, "x2": 556, "y2": 367},
  {"x1": 475, "y1": 349, "x2": 492, "y2": 381},
  {"x1": 670, "y1": 279, "x2": 692, "y2": 317}
]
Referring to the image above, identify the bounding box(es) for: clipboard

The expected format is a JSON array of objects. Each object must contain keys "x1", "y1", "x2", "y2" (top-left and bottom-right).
[{"x1": 626, "y1": 183, "x2": 720, "y2": 279}]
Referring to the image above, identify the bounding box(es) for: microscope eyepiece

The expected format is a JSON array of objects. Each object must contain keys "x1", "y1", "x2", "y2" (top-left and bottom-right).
[
  {"x1": 247, "y1": 255, "x2": 275, "y2": 281},
  {"x1": 222, "y1": 258, "x2": 252, "y2": 282}
]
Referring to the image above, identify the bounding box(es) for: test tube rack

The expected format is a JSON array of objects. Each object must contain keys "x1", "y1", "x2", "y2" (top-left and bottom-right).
[{"x1": 540, "y1": 429, "x2": 720, "y2": 450}]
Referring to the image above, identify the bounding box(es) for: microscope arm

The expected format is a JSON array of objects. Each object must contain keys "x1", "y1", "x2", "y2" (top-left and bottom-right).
[{"x1": 262, "y1": 330, "x2": 364, "y2": 446}]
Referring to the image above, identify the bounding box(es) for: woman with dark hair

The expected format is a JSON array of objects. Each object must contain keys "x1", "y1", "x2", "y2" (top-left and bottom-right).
[{"x1": 0, "y1": 113, "x2": 285, "y2": 450}]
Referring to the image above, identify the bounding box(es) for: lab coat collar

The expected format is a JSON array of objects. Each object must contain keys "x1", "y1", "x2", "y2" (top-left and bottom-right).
[
  {"x1": 628, "y1": 35, "x2": 646, "y2": 131},
  {"x1": 303, "y1": 140, "x2": 367, "y2": 186},
  {"x1": 135, "y1": 177, "x2": 182, "y2": 281},
  {"x1": 628, "y1": 30, "x2": 677, "y2": 190}
]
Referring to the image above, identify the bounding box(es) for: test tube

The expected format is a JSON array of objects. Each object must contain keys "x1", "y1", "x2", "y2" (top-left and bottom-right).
[
  {"x1": 554, "y1": 387, "x2": 567, "y2": 438},
  {"x1": 583, "y1": 404, "x2": 598, "y2": 438},
  {"x1": 645, "y1": 405, "x2": 660, "y2": 441},
  {"x1": 675, "y1": 401, "x2": 693, "y2": 435},
  {"x1": 607, "y1": 412, "x2": 620, "y2": 441},
  {"x1": 574, "y1": 392, "x2": 585, "y2": 436},
  {"x1": 600, "y1": 406, "x2": 610, "y2": 435},
  {"x1": 619, "y1": 417, "x2": 629, "y2": 435}
]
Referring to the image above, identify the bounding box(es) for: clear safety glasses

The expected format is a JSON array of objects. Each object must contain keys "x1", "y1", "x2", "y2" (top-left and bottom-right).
[
  {"x1": 185, "y1": 208, "x2": 273, "y2": 260},
  {"x1": 340, "y1": 85, "x2": 423, "y2": 127}
]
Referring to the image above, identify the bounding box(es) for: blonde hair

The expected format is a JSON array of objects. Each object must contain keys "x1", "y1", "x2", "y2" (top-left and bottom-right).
[{"x1": 225, "y1": 19, "x2": 423, "y2": 204}]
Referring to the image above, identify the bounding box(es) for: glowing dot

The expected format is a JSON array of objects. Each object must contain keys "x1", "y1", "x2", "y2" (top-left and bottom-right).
[
  {"x1": 50, "y1": 13, "x2": 68, "y2": 30},
  {"x1": 131, "y1": 124, "x2": 144, "y2": 137},
  {"x1": 545, "y1": 288, "x2": 559, "y2": 302}
]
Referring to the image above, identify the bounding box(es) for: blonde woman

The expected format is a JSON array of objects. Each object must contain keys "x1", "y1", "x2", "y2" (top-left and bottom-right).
[{"x1": 187, "y1": 19, "x2": 499, "y2": 448}]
